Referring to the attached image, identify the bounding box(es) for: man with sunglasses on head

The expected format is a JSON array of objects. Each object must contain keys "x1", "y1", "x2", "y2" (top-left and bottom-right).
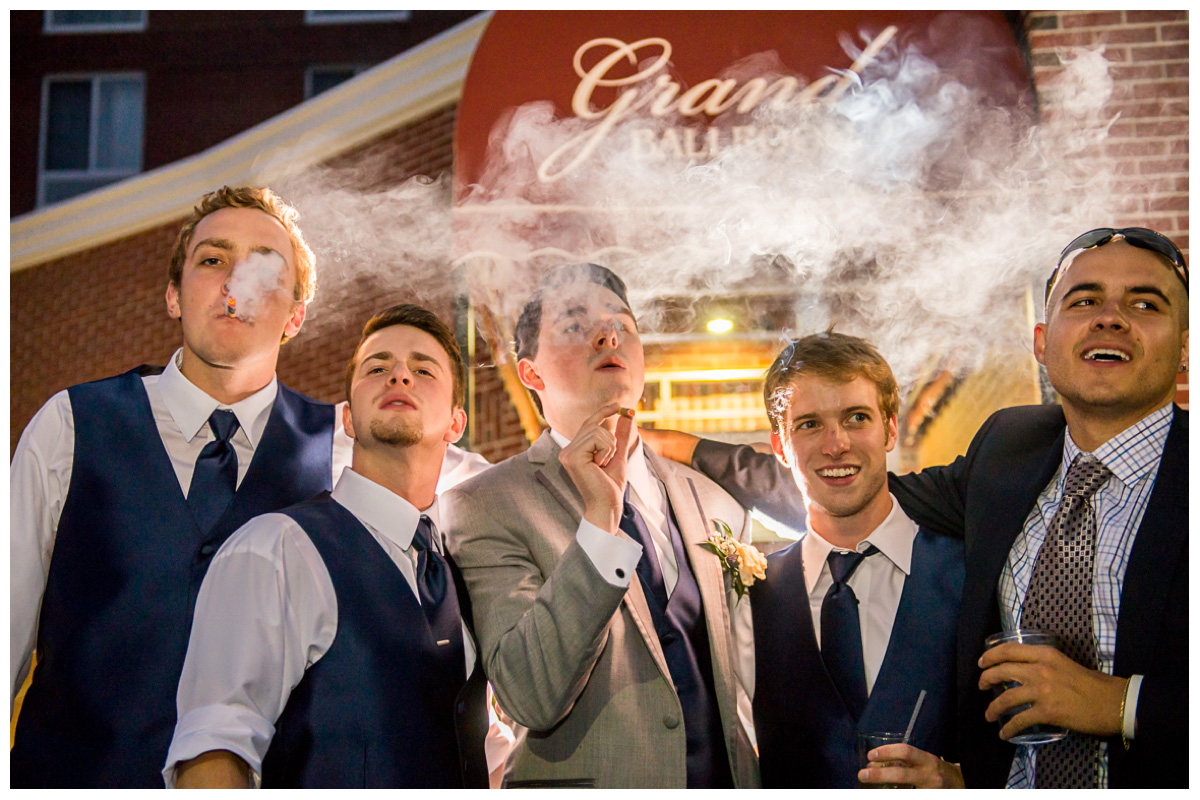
[{"x1": 645, "y1": 227, "x2": 1188, "y2": 788}]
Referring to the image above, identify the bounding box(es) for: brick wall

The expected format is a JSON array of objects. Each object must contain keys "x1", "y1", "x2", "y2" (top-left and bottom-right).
[{"x1": 1026, "y1": 10, "x2": 1188, "y2": 407}]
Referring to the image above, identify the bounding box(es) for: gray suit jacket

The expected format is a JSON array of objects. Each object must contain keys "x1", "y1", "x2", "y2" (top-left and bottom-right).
[{"x1": 443, "y1": 431, "x2": 759, "y2": 788}]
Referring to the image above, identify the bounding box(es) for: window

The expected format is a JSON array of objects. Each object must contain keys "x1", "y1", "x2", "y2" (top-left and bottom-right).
[
  {"x1": 304, "y1": 10, "x2": 411, "y2": 25},
  {"x1": 305, "y1": 64, "x2": 373, "y2": 99},
  {"x1": 39, "y1": 74, "x2": 145, "y2": 207},
  {"x1": 44, "y1": 11, "x2": 147, "y2": 33}
]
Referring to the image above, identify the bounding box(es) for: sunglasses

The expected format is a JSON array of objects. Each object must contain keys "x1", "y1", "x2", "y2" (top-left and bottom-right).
[{"x1": 1045, "y1": 227, "x2": 1189, "y2": 305}]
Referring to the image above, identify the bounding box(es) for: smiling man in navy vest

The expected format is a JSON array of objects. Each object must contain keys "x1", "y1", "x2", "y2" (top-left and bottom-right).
[
  {"x1": 164, "y1": 303, "x2": 488, "y2": 788},
  {"x1": 645, "y1": 227, "x2": 1189, "y2": 788},
  {"x1": 443, "y1": 264, "x2": 758, "y2": 788},
  {"x1": 9, "y1": 186, "x2": 342, "y2": 788},
  {"x1": 748, "y1": 332, "x2": 965, "y2": 788}
]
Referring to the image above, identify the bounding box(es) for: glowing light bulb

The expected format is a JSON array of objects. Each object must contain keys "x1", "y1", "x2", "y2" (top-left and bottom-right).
[{"x1": 707, "y1": 318, "x2": 734, "y2": 334}]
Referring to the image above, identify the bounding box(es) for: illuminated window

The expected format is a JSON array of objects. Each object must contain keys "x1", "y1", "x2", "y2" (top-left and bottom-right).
[
  {"x1": 44, "y1": 11, "x2": 147, "y2": 33},
  {"x1": 39, "y1": 74, "x2": 144, "y2": 206},
  {"x1": 304, "y1": 11, "x2": 411, "y2": 24}
]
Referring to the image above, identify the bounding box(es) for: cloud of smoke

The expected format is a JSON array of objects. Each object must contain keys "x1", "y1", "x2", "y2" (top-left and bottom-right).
[
  {"x1": 451, "y1": 25, "x2": 1123, "y2": 388},
  {"x1": 261, "y1": 16, "x2": 1128, "y2": 396}
]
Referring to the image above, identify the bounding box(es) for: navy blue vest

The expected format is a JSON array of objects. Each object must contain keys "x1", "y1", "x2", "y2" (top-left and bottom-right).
[
  {"x1": 752, "y1": 530, "x2": 963, "y2": 788},
  {"x1": 11, "y1": 367, "x2": 334, "y2": 788},
  {"x1": 638, "y1": 504, "x2": 734, "y2": 788},
  {"x1": 261, "y1": 494, "x2": 489, "y2": 788}
]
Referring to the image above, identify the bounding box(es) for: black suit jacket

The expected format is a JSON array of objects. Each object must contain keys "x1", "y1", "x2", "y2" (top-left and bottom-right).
[{"x1": 691, "y1": 404, "x2": 1188, "y2": 788}]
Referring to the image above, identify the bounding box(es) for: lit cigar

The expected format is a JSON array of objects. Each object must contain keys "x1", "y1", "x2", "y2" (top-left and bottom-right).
[
  {"x1": 225, "y1": 296, "x2": 237, "y2": 318},
  {"x1": 617, "y1": 407, "x2": 635, "y2": 418}
]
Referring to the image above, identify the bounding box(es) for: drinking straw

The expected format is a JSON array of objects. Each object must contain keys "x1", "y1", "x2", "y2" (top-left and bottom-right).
[{"x1": 903, "y1": 689, "x2": 927, "y2": 743}]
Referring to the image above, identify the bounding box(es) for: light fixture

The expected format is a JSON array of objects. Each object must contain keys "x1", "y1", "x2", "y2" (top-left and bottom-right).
[{"x1": 706, "y1": 318, "x2": 734, "y2": 334}]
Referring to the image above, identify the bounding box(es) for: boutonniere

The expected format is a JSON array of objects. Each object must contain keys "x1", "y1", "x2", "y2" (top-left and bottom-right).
[{"x1": 701, "y1": 519, "x2": 767, "y2": 601}]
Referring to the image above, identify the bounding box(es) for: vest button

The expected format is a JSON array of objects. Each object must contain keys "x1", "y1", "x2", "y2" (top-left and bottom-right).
[
  {"x1": 663, "y1": 713, "x2": 680, "y2": 729},
  {"x1": 199, "y1": 544, "x2": 215, "y2": 556},
  {"x1": 661, "y1": 631, "x2": 676, "y2": 645},
  {"x1": 457, "y1": 701, "x2": 466, "y2": 714}
]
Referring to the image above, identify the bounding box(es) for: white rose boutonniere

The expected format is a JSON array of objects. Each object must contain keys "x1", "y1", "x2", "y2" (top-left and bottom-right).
[{"x1": 701, "y1": 519, "x2": 767, "y2": 601}]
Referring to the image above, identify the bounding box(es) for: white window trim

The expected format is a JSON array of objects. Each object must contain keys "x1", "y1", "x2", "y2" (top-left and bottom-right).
[
  {"x1": 304, "y1": 10, "x2": 411, "y2": 25},
  {"x1": 304, "y1": 63, "x2": 373, "y2": 99},
  {"x1": 43, "y1": 10, "x2": 148, "y2": 34},
  {"x1": 38, "y1": 72, "x2": 145, "y2": 208}
]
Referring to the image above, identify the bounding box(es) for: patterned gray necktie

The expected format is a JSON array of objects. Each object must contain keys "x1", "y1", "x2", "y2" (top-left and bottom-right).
[{"x1": 1022, "y1": 453, "x2": 1113, "y2": 788}]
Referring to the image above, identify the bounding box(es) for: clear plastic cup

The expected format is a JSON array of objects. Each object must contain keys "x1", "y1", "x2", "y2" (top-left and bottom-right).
[
  {"x1": 983, "y1": 629, "x2": 1068, "y2": 745},
  {"x1": 856, "y1": 731, "x2": 915, "y2": 788}
]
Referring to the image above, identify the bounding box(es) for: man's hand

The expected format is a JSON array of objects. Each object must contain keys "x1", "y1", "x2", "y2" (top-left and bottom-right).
[
  {"x1": 858, "y1": 743, "x2": 965, "y2": 788},
  {"x1": 638, "y1": 427, "x2": 700, "y2": 466},
  {"x1": 558, "y1": 404, "x2": 635, "y2": 533},
  {"x1": 979, "y1": 643, "x2": 1127, "y2": 739}
]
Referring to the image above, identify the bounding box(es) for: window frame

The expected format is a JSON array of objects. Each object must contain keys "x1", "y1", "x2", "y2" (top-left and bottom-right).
[
  {"x1": 43, "y1": 10, "x2": 148, "y2": 34},
  {"x1": 38, "y1": 71, "x2": 146, "y2": 208},
  {"x1": 303, "y1": 10, "x2": 411, "y2": 25}
]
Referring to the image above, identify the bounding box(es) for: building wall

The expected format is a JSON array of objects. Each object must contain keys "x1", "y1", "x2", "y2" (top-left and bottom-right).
[
  {"x1": 10, "y1": 10, "x2": 479, "y2": 216},
  {"x1": 1027, "y1": 10, "x2": 1188, "y2": 246}
]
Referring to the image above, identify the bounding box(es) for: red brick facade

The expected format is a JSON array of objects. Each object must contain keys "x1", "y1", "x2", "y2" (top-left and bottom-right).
[{"x1": 11, "y1": 11, "x2": 1189, "y2": 455}]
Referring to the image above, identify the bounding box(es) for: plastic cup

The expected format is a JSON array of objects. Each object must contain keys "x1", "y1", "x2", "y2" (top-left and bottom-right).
[
  {"x1": 856, "y1": 731, "x2": 914, "y2": 789},
  {"x1": 983, "y1": 629, "x2": 1068, "y2": 745}
]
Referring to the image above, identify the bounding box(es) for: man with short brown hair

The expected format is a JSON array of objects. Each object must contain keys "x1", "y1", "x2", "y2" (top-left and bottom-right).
[
  {"x1": 444, "y1": 263, "x2": 758, "y2": 788},
  {"x1": 751, "y1": 332, "x2": 964, "y2": 788},
  {"x1": 166, "y1": 304, "x2": 490, "y2": 789}
]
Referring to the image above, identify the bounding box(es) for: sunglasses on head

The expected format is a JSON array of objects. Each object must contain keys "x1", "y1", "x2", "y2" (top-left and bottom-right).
[{"x1": 1045, "y1": 227, "x2": 1189, "y2": 305}]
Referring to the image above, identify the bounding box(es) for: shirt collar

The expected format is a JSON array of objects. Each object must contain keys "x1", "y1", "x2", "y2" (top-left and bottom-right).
[
  {"x1": 1062, "y1": 403, "x2": 1173, "y2": 493},
  {"x1": 331, "y1": 466, "x2": 438, "y2": 552},
  {"x1": 158, "y1": 348, "x2": 278, "y2": 447},
  {"x1": 801, "y1": 493, "x2": 917, "y2": 594}
]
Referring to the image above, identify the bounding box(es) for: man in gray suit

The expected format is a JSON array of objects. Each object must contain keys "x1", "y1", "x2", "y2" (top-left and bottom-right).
[{"x1": 443, "y1": 263, "x2": 758, "y2": 788}]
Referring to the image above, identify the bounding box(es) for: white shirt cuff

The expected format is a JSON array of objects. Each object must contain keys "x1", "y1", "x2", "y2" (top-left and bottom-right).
[
  {"x1": 163, "y1": 703, "x2": 275, "y2": 788},
  {"x1": 1124, "y1": 674, "x2": 1142, "y2": 739},
  {"x1": 576, "y1": 519, "x2": 641, "y2": 587}
]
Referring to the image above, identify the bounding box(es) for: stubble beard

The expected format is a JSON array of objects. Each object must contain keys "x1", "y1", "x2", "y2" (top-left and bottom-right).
[{"x1": 369, "y1": 417, "x2": 423, "y2": 448}]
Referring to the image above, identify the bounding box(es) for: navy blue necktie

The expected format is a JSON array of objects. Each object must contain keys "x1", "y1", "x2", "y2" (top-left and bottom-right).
[
  {"x1": 413, "y1": 516, "x2": 465, "y2": 671},
  {"x1": 821, "y1": 545, "x2": 877, "y2": 720},
  {"x1": 187, "y1": 409, "x2": 240, "y2": 533},
  {"x1": 619, "y1": 486, "x2": 668, "y2": 609}
]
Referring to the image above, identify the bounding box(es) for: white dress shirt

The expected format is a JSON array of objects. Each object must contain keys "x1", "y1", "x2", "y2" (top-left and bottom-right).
[
  {"x1": 548, "y1": 429, "x2": 757, "y2": 742},
  {"x1": 163, "y1": 468, "x2": 483, "y2": 787},
  {"x1": 9, "y1": 349, "x2": 491, "y2": 707},
  {"x1": 801, "y1": 494, "x2": 916, "y2": 695}
]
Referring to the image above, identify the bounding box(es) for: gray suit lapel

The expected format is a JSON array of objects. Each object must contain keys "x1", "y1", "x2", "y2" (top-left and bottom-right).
[
  {"x1": 529, "y1": 431, "x2": 673, "y2": 682},
  {"x1": 649, "y1": 450, "x2": 735, "y2": 697}
]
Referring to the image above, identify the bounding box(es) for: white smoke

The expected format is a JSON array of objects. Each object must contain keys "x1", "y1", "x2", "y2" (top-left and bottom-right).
[
  {"x1": 451, "y1": 27, "x2": 1126, "y2": 388},
  {"x1": 265, "y1": 18, "x2": 1134, "y2": 394},
  {"x1": 225, "y1": 251, "x2": 290, "y2": 322}
]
